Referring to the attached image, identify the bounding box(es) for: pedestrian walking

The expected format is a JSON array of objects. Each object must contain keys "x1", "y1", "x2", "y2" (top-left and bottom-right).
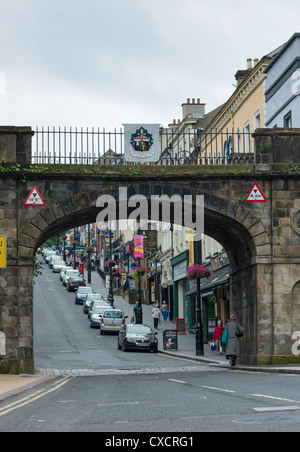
[
  {"x1": 152, "y1": 306, "x2": 161, "y2": 329},
  {"x1": 212, "y1": 320, "x2": 224, "y2": 355},
  {"x1": 225, "y1": 314, "x2": 244, "y2": 367},
  {"x1": 162, "y1": 301, "x2": 168, "y2": 321}
]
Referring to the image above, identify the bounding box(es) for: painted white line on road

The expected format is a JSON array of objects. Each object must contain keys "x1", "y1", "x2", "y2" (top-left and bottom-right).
[
  {"x1": 253, "y1": 406, "x2": 300, "y2": 412},
  {"x1": 251, "y1": 394, "x2": 300, "y2": 403},
  {"x1": 202, "y1": 385, "x2": 236, "y2": 393},
  {"x1": 168, "y1": 379, "x2": 187, "y2": 384}
]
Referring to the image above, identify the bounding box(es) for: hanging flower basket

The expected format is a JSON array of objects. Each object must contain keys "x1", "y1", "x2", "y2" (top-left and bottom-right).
[
  {"x1": 61, "y1": 234, "x2": 68, "y2": 241},
  {"x1": 187, "y1": 264, "x2": 212, "y2": 280},
  {"x1": 132, "y1": 266, "x2": 148, "y2": 281},
  {"x1": 85, "y1": 245, "x2": 95, "y2": 252},
  {"x1": 104, "y1": 259, "x2": 117, "y2": 268},
  {"x1": 72, "y1": 240, "x2": 79, "y2": 247}
]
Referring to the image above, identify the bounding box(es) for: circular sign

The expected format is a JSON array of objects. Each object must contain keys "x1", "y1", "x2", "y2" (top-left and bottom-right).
[
  {"x1": 131, "y1": 263, "x2": 137, "y2": 270},
  {"x1": 292, "y1": 211, "x2": 300, "y2": 235}
]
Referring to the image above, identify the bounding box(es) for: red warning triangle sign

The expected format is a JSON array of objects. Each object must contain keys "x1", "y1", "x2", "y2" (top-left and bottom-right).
[
  {"x1": 23, "y1": 186, "x2": 46, "y2": 206},
  {"x1": 247, "y1": 183, "x2": 267, "y2": 203}
]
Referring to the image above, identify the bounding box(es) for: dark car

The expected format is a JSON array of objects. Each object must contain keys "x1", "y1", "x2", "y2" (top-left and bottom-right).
[
  {"x1": 75, "y1": 286, "x2": 94, "y2": 304},
  {"x1": 67, "y1": 276, "x2": 86, "y2": 292},
  {"x1": 117, "y1": 324, "x2": 158, "y2": 352}
]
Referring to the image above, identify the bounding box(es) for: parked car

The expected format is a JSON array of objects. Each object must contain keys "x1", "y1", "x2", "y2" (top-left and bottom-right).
[
  {"x1": 117, "y1": 324, "x2": 158, "y2": 352},
  {"x1": 67, "y1": 275, "x2": 86, "y2": 292},
  {"x1": 90, "y1": 304, "x2": 111, "y2": 328},
  {"x1": 62, "y1": 269, "x2": 79, "y2": 286},
  {"x1": 45, "y1": 251, "x2": 56, "y2": 263},
  {"x1": 100, "y1": 309, "x2": 127, "y2": 335},
  {"x1": 83, "y1": 293, "x2": 105, "y2": 315},
  {"x1": 60, "y1": 266, "x2": 69, "y2": 281},
  {"x1": 49, "y1": 255, "x2": 62, "y2": 269},
  {"x1": 75, "y1": 286, "x2": 94, "y2": 305},
  {"x1": 87, "y1": 298, "x2": 108, "y2": 318},
  {"x1": 89, "y1": 300, "x2": 110, "y2": 318},
  {"x1": 53, "y1": 261, "x2": 67, "y2": 273}
]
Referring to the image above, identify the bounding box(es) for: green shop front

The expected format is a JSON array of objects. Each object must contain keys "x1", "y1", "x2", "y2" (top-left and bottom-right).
[{"x1": 171, "y1": 251, "x2": 190, "y2": 331}]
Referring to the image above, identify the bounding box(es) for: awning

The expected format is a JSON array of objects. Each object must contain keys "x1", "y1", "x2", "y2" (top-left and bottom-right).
[{"x1": 186, "y1": 265, "x2": 230, "y2": 297}]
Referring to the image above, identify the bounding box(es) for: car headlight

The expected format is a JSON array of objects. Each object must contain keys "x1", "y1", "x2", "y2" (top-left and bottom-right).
[{"x1": 126, "y1": 338, "x2": 136, "y2": 343}]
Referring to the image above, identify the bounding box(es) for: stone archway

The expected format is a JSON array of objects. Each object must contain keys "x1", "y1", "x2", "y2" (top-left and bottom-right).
[{"x1": 15, "y1": 186, "x2": 271, "y2": 368}]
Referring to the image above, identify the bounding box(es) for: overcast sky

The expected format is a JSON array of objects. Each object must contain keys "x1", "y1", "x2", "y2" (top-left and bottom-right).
[{"x1": 0, "y1": 0, "x2": 299, "y2": 130}]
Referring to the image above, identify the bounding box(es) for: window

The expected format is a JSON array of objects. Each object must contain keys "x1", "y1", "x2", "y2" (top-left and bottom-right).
[
  {"x1": 284, "y1": 111, "x2": 292, "y2": 128},
  {"x1": 254, "y1": 110, "x2": 261, "y2": 130},
  {"x1": 243, "y1": 121, "x2": 251, "y2": 154}
]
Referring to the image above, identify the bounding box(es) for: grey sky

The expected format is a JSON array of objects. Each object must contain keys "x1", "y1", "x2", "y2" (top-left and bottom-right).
[{"x1": 0, "y1": 0, "x2": 299, "y2": 130}]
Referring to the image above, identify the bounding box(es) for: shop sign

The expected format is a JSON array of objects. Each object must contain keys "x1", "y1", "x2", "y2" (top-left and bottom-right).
[{"x1": 173, "y1": 260, "x2": 187, "y2": 281}]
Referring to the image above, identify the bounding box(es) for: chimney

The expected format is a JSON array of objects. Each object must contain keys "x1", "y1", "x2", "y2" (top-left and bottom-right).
[
  {"x1": 234, "y1": 59, "x2": 254, "y2": 88},
  {"x1": 253, "y1": 58, "x2": 259, "y2": 66},
  {"x1": 181, "y1": 98, "x2": 205, "y2": 119}
]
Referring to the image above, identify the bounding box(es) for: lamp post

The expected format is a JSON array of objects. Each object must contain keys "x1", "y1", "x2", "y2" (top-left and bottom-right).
[
  {"x1": 107, "y1": 225, "x2": 114, "y2": 307},
  {"x1": 87, "y1": 224, "x2": 91, "y2": 284},
  {"x1": 135, "y1": 257, "x2": 143, "y2": 325},
  {"x1": 188, "y1": 240, "x2": 211, "y2": 357},
  {"x1": 196, "y1": 276, "x2": 204, "y2": 356}
]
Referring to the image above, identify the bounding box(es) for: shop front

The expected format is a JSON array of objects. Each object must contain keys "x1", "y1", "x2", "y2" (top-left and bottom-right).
[
  {"x1": 171, "y1": 251, "x2": 189, "y2": 327},
  {"x1": 185, "y1": 264, "x2": 230, "y2": 341}
]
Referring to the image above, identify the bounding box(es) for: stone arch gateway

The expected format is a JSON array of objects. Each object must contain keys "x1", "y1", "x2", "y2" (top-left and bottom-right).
[{"x1": 1, "y1": 127, "x2": 300, "y2": 372}]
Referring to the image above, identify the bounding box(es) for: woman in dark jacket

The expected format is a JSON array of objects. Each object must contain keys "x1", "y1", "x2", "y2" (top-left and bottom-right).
[{"x1": 225, "y1": 314, "x2": 244, "y2": 367}]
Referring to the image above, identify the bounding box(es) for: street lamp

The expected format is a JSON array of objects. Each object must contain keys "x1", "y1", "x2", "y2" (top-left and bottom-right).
[
  {"x1": 87, "y1": 224, "x2": 91, "y2": 284},
  {"x1": 107, "y1": 224, "x2": 114, "y2": 307},
  {"x1": 188, "y1": 240, "x2": 212, "y2": 357}
]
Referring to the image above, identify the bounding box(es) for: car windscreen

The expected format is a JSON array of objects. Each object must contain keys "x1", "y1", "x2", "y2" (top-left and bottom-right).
[
  {"x1": 94, "y1": 307, "x2": 108, "y2": 314},
  {"x1": 78, "y1": 288, "x2": 93, "y2": 293},
  {"x1": 66, "y1": 271, "x2": 79, "y2": 275},
  {"x1": 104, "y1": 311, "x2": 123, "y2": 318},
  {"x1": 86, "y1": 294, "x2": 104, "y2": 300},
  {"x1": 127, "y1": 326, "x2": 152, "y2": 334}
]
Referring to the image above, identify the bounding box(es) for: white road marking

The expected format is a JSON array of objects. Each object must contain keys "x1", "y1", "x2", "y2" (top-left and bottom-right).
[
  {"x1": 202, "y1": 385, "x2": 236, "y2": 393},
  {"x1": 168, "y1": 379, "x2": 187, "y2": 384},
  {"x1": 251, "y1": 394, "x2": 300, "y2": 403},
  {"x1": 253, "y1": 406, "x2": 300, "y2": 412}
]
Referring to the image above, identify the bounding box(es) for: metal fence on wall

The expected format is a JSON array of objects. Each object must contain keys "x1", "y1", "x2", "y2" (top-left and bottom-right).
[{"x1": 31, "y1": 127, "x2": 254, "y2": 165}]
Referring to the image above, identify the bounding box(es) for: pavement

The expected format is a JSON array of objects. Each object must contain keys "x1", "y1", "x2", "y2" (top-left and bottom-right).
[{"x1": 1, "y1": 269, "x2": 300, "y2": 401}]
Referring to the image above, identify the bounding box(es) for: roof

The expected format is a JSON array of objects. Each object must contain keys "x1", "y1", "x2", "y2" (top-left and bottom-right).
[{"x1": 264, "y1": 33, "x2": 300, "y2": 73}]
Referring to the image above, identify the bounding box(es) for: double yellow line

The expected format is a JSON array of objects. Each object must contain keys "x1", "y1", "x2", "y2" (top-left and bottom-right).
[{"x1": 0, "y1": 377, "x2": 74, "y2": 417}]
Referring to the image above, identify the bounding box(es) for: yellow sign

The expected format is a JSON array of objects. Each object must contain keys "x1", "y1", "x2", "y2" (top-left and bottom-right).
[{"x1": 0, "y1": 236, "x2": 7, "y2": 268}]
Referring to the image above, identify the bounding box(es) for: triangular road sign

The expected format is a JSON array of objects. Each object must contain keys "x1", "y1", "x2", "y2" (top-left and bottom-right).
[
  {"x1": 247, "y1": 183, "x2": 267, "y2": 203},
  {"x1": 23, "y1": 186, "x2": 46, "y2": 206}
]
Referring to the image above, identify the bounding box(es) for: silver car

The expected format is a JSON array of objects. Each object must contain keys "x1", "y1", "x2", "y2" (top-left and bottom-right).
[
  {"x1": 62, "y1": 269, "x2": 79, "y2": 286},
  {"x1": 88, "y1": 300, "x2": 110, "y2": 319},
  {"x1": 83, "y1": 294, "x2": 105, "y2": 316},
  {"x1": 53, "y1": 261, "x2": 67, "y2": 273},
  {"x1": 90, "y1": 304, "x2": 111, "y2": 328},
  {"x1": 100, "y1": 309, "x2": 127, "y2": 335}
]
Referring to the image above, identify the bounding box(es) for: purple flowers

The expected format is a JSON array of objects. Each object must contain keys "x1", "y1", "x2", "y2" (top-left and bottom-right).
[
  {"x1": 132, "y1": 266, "x2": 148, "y2": 280},
  {"x1": 187, "y1": 264, "x2": 212, "y2": 280},
  {"x1": 104, "y1": 259, "x2": 117, "y2": 268}
]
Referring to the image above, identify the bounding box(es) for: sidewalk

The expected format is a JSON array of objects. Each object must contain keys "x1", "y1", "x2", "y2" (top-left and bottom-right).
[{"x1": 1, "y1": 270, "x2": 300, "y2": 401}]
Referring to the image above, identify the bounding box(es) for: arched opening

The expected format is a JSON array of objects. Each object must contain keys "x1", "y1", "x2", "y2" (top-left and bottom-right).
[{"x1": 27, "y1": 190, "x2": 258, "y2": 367}]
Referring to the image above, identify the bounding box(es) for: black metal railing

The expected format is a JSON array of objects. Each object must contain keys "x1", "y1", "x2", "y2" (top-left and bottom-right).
[{"x1": 31, "y1": 127, "x2": 254, "y2": 166}]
